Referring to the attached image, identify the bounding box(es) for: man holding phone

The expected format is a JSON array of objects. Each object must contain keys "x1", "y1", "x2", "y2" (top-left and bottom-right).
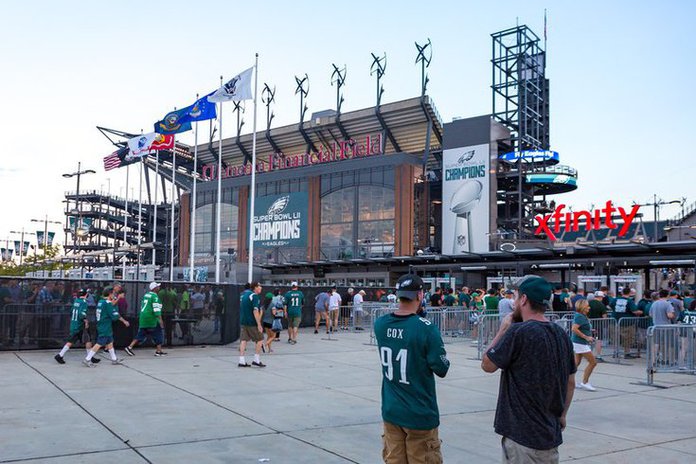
[{"x1": 481, "y1": 276, "x2": 576, "y2": 463}]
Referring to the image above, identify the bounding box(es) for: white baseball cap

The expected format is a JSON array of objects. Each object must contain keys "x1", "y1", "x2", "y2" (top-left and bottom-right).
[
  {"x1": 149, "y1": 282, "x2": 161, "y2": 291},
  {"x1": 291, "y1": 281, "x2": 298, "y2": 287}
]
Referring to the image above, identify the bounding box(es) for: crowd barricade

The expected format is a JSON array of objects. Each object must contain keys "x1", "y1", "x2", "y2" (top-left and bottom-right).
[
  {"x1": 646, "y1": 324, "x2": 696, "y2": 385},
  {"x1": 0, "y1": 303, "x2": 73, "y2": 350},
  {"x1": 614, "y1": 317, "x2": 650, "y2": 363},
  {"x1": 366, "y1": 303, "x2": 397, "y2": 344},
  {"x1": 588, "y1": 317, "x2": 618, "y2": 363},
  {"x1": 425, "y1": 308, "x2": 478, "y2": 343},
  {"x1": 477, "y1": 314, "x2": 502, "y2": 359}
]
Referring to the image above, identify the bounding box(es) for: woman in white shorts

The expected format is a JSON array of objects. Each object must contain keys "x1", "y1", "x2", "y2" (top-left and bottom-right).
[{"x1": 572, "y1": 299, "x2": 598, "y2": 391}]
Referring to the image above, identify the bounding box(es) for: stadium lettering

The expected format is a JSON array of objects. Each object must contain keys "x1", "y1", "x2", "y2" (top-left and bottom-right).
[
  {"x1": 534, "y1": 201, "x2": 641, "y2": 241},
  {"x1": 445, "y1": 165, "x2": 486, "y2": 181}
]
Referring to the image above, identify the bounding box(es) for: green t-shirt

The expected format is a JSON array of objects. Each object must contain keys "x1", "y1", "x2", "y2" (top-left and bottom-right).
[
  {"x1": 588, "y1": 300, "x2": 608, "y2": 319},
  {"x1": 611, "y1": 296, "x2": 636, "y2": 320},
  {"x1": 240, "y1": 289, "x2": 260, "y2": 326},
  {"x1": 139, "y1": 291, "x2": 162, "y2": 328},
  {"x1": 374, "y1": 313, "x2": 450, "y2": 430},
  {"x1": 284, "y1": 290, "x2": 304, "y2": 318},
  {"x1": 159, "y1": 289, "x2": 177, "y2": 314},
  {"x1": 458, "y1": 293, "x2": 471, "y2": 307},
  {"x1": 443, "y1": 294, "x2": 456, "y2": 306},
  {"x1": 180, "y1": 291, "x2": 190, "y2": 310},
  {"x1": 69, "y1": 298, "x2": 88, "y2": 334},
  {"x1": 96, "y1": 299, "x2": 120, "y2": 337},
  {"x1": 571, "y1": 312, "x2": 592, "y2": 345},
  {"x1": 483, "y1": 295, "x2": 499, "y2": 311}
]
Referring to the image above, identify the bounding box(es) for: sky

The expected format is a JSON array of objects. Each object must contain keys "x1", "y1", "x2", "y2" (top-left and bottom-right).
[{"x1": 1, "y1": 0, "x2": 695, "y2": 251}]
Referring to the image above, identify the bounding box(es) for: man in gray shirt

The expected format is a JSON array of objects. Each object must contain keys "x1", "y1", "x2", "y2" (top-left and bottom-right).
[
  {"x1": 314, "y1": 291, "x2": 330, "y2": 334},
  {"x1": 498, "y1": 290, "x2": 514, "y2": 318},
  {"x1": 650, "y1": 289, "x2": 675, "y2": 325}
]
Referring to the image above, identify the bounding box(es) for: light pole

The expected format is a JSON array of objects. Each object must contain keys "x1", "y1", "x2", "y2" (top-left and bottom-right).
[
  {"x1": 634, "y1": 196, "x2": 683, "y2": 242},
  {"x1": 62, "y1": 162, "x2": 96, "y2": 277},
  {"x1": 30, "y1": 215, "x2": 62, "y2": 251},
  {"x1": 9, "y1": 229, "x2": 36, "y2": 267}
]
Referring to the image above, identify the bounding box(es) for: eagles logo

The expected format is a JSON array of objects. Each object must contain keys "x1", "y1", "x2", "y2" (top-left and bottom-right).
[
  {"x1": 267, "y1": 196, "x2": 290, "y2": 215},
  {"x1": 458, "y1": 150, "x2": 476, "y2": 163}
]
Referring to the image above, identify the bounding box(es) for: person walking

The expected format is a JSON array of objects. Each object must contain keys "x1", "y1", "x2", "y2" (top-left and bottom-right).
[
  {"x1": 481, "y1": 275, "x2": 576, "y2": 463},
  {"x1": 54, "y1": 288, "x2": 100, "y2": 364},
  {"x1": 284, "y1": 282, "x2": 304, "y2": 344},
  {"x1": 124, "y1": 282, "x2": 167, "y2": 357},
  {"x1": 238, "y1": 282, "x2": 265, "y2": 368},
  {"x1": 261, "y1": 289, "x2": 281, "y2": 353},
  {"x1": 353, "y1": 289, "x2": 366, "y2": 331},
  {"x1": 83, "y1": 288, "x2": 130, "y2": 367},
  {"x1": 375, "y1": 274, "x2": 450, "y2": 464},
  {"x1": 588, "y1": 292, "x2": 609, "y2": 362},
  {"x1": 328, "y1": 285, "x2": 342, "y2": 332},
  {"x1": 572, "y1": 299, "x2": 598, "y2": 391},
  {"x1": 314, "y1": 289, "x2": 330, "y2": 334}
]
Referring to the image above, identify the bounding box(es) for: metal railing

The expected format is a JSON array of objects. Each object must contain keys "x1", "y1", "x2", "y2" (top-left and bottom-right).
[{"x1": 646, "y1": 325, "x2": 696, "y2": 385}]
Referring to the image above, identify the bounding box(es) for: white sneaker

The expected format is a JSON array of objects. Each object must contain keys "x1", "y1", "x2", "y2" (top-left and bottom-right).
[{"x1": 581, "y1": 382, "x2": 597, "y2": 392}]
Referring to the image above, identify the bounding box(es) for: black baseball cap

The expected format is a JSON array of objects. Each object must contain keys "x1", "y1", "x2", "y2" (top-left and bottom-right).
[
  {"x1": 395, "y1": 274, "x2": 424, "y2": 300},
  {"x1": 514, "y1": 275, "x2": 552, "y2": 306}
]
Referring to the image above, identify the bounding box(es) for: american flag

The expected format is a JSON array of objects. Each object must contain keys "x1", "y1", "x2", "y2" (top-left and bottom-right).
[{"x1": 103, "y1": 147, "x2": 128, "y2": 171}]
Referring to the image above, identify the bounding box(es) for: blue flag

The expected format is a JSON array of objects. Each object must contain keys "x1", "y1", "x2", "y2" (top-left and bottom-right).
[
  {"x1": 154, "y1": 108, "x2": 193, "y2": 135},
  {"x1": 181, "y1": 93, "x2": 217, "y2": 124}
]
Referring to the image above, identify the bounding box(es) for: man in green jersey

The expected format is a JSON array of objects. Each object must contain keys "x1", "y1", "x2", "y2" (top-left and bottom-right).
[
  {"x1": 54, "y1": 288, "x2": 100, "y2": 364},
  {"x1": 239, "y1": 282, "x2": 265, "y2": 367},
  {"x1": 375, "y1": 274, "x2": 450, "y2": 463},
  {"x1": 124, "y1": 282, "x2": 167, "y2": 357},
  {"x1": 284, "y1": 281, "x2": 304, "y2": 345},
  {"x1": 83, "y1": 288, "x2": 130, "y2": 367}
]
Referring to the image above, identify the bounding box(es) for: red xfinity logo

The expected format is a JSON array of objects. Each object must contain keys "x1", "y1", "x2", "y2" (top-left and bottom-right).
[{"x1": 534, "y1": 201, "x2": 641, "y2": 241}]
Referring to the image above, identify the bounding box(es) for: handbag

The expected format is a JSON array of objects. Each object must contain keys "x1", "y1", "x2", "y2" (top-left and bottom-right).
[{"x1": 272, "y1": 318, "x2": 283, "y2": 332}]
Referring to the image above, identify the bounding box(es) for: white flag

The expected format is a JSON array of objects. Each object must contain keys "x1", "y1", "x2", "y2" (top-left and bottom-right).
[
  {"x1": 127, "y1": 132, "x2": 158, "y2": 158},
  {"x1": 207, "y1": 67, "x2": 253, "y2": 103}
]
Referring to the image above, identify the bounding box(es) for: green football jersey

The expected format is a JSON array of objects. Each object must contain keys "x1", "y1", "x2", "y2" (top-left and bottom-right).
[
  {"x1": 284, "y1": 290, "x2": 304, "y2": 318},
  {"x1": 240, "y1": 289, "x2": 260, "y2": 326},
  {"x1": 69, "y1": 298, "x2": 88, "y2": 334},
  {"x1": 139, "y1": 291, "x2": 162, "y2": 328},
  {"x1": 680, "y1": 310, "x2": 696, "y2": 325},
  {"x1": 374, "y1": 312, "x2": 450, "y2": 430},
  {"x1": 96, "y1": 299, "x2": 120, "y2": 337}
]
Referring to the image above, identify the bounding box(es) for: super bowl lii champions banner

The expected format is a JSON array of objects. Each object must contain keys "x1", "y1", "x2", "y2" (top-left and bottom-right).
[
  {"x1": 441, "y1": 143, "x2": 491, "y2": 254},
  {"x1": 250, "y1": 192, "x2": 308, "y2": 248}
]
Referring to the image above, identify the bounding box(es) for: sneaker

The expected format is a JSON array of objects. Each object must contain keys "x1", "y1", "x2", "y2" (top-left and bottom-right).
[
  {"x1": 290, "y1": 340, "x2": 297, "y2": 345},
  {"x1": 595, "y1": 356, "x2": 605, "y2": 363},
  {"x1": 124, "y1": 346, "x2": 135, "y2": 356},
  {"x1": 91, "y1": 357, "x2": 101, "y2": 364},
  {"x1": 82, "y1": 359, "x2": 96, "y2": 368},
  {"x1": 154, "y1": 351, "x2": 168, "y2": 357},
  {"x1": 624, "y1": 353, "x2": 637, "y2": 359},
  {"x1": 54, "y1": 354, "x2": 65, "y2": 364},
  {"x1": 252, "y1": 361, "x2": 266, "y2": 367},
  {"x1": 111, "y1": 358, "x2": 124, "y2": 365},
  {"x1": 314, "y1": 330, "x2": 318, "y2": 334},
  {"x1": 288, "y1": 339, "x2": 293, "y2": 344},
  {"x1": 355, "y1": 327, "x2": 364, "y2": 331},
  {"x1": 582, "y1": 382, "x2": 597, "y2": 392},
  {"x1": 238, "y1": 362, "x2": 251, "y2": 367}
]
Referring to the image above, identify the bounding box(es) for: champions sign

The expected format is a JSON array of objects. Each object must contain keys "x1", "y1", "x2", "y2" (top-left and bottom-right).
[{"x1": 251, "y1": 192, "x2": 308, "y2": 249}]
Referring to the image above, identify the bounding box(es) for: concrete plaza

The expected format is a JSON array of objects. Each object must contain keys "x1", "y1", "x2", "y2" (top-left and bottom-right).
[{"x1": 1, "y1": 329, "x2": 696, "y2": 463}]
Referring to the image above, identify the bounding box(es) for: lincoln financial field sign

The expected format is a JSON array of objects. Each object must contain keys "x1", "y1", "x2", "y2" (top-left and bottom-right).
[{"x1": 251, "y1": 192, "x2": 308, "y2": 248}]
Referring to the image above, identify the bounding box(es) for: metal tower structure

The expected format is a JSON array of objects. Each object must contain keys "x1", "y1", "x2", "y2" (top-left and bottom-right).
[{"x1": 492, "y1": 25, "x2": 552, "y2": 239}]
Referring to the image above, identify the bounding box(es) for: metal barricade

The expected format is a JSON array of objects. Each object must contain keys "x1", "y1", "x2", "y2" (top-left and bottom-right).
[
  {"x1": 589, "y1": 317, "x2": 617, "y2": 363},
  {"x1": 367, "y1": 304, "x2": 397, "y2": 345},
  {"x1": 646, "y1": 324, "x2": 696, "y2": 385},
  {"x1": 477, "y1": 314, "x2": 502, "y2": 359},
  {"x1": 426, "y1": 308, "x2": 477, "y2": 343},
  {"x1": 1, "y1": 303, "x2": 73, "y2": 350},
  {"x1": 615, "y1": 317, "x2": 650, "y2": 363}
]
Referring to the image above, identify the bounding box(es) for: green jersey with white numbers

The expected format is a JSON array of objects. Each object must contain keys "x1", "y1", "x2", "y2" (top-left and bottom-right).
[
  {"x1": 680, "y1": 310, "x2": 696, "y2": 325},
  {"x1": 96, "y1": 299, "x2": 120, "y2": 337},
  {"x1": 139, "y1": 291, "x2": 162, "y2": 328},
  {"x1": 69, "y1": 298, "x2": 88, "y2": 334},
  {"x1": 374, "y1": 312, "x2": 450, "y2": 430},
  {"x1": 284, "y1": 290, "x2": 304, "y2": 318}
]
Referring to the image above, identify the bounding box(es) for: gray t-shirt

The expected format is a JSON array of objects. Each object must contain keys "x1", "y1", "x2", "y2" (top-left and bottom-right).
[
  {"x1": 487, "y1": 321, "x2": 576, "y2": 450},
  {"x1": 498, "y1": 298, "x2": 514, "y2": 318},
  {"x1": 314, "y1": 292, "x2": 330, "y2": 311},
  {"x1": 650, "y1": 300, "x2": 675, "y2": 325}
]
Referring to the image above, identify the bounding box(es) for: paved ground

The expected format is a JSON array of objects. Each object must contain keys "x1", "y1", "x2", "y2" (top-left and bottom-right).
[{"x1": 2, "y1": 329, "x2": 696, "y2": 463}]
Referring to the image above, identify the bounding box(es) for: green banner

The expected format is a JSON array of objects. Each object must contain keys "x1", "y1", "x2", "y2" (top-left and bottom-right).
[{"x1": 250, "y1": 192, "x2": 308, "y2": 249}]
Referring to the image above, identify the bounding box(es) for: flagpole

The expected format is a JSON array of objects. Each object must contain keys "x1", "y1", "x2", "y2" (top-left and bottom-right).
[
  {"x1": 190, "y1": 98, "x2": 199, "y2": 283},
  {"x1": 215, "y1": 77, "x2": 223, "y2": 284},
  {"x1": 123, "y1": 164, "x2": 129, "y2": 279},
  {"x1": 137, "y1": 157, "x2": 143, "y2": 280},
  {"x1": 248, "y1": 54, "x2": 259, "y2": 283},
  {"x1": 152, "y1": 151, "x2": 159, "y2": 265},
  {"x1": 170, "y1": 135, "x2": 177, "y2": 281}
]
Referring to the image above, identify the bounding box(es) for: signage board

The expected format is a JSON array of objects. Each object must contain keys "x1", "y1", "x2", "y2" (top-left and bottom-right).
[
  {"x1": 250, "y1": 192, "x2": 308, "y2": 249},
  {"x1": 441, "y1": 143, "x2": 491, "y2": 254}
]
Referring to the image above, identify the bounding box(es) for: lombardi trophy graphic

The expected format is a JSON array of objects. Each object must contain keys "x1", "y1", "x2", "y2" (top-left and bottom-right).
[{"x1": 450, "y1": 180, "x2": 482, "y2": 253}]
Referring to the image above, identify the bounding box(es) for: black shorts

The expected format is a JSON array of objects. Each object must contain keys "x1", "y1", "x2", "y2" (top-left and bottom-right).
[
  {"x1": 66, "y1": 330, "x2": 90, "y2": 345},
  {"x1": 262, "y1": 322, "x2": 273, "y2": 330}
]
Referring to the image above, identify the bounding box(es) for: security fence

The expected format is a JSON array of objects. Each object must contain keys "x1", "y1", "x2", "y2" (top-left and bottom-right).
[
  {"x1": 0, "y1": 277, "x2": 240, "y2": 350},
  {"x1": 646, "y1": 324, "x2": 696, "y2": 385}
]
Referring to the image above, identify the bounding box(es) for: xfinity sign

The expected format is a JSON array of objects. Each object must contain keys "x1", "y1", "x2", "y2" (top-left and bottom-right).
[{"x1": 535, "y1": 201, "x2": 641, "y2": 241}]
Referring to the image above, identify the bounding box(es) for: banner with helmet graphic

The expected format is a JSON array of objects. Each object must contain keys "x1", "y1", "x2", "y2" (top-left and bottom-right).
[
  {"x1": 250, "y1": 192, "x2": 308, "y2": 249},
  {"x1": 441, "y1": 143, "x2": 491, "y2": 254}
]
